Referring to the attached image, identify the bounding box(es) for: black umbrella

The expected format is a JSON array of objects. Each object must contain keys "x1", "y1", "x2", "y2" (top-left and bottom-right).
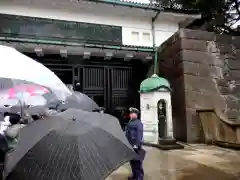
[
  {"x1": 4, "y1": 108, "x2": 137, "y2": 180},
  {"x1": 58, "y1": 91, "x2": 100, "y2": 112}
]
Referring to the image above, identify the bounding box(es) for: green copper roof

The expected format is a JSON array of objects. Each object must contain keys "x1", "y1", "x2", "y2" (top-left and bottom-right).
[{"x1": 139, "y1": 74, "x2": 171, "y2": 93}]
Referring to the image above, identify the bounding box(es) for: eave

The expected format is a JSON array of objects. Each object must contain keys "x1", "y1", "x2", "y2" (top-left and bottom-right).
[
  {"x1": 86, "y1": 0, "x2": 201, "y2": 15},
  {"x1": 0, "y1": 37, "x2": 154, "y2": 62},
  {"x1": 86, "y1": 0, "x2": 161, "y2": 11},
  {"x1": 0, "y1": 37, "x2": 153, "y2": 52}
]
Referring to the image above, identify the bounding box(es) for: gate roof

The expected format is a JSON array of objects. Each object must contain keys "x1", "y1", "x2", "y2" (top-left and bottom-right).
[{"x1": 0, "y1": 39, "x2": 154, "y2": 61}]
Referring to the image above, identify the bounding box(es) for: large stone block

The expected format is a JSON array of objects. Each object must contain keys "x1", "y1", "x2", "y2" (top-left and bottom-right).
[
  {"x1": 185, "y1": 108, "x2": 204, "y2": 143},
  {"x1": 217, "y1": 43, "x2": 234, "y2": 54},
  {"x1": 159, "y1": 39, "x2": 181, "y2": 61},
  {"x1": 198, "y1": 64, "x2": 211, "y2": 78},
  {"x1": 181, "y1": 50, "x2": 218, "y2": 64},
  {"x1": 180, "y1": 61, "x2": 198, "y2": 76},
  {"x1": 179, "y1": 29, "x2": 215, "y2": 41},
  {"x1": 215, "y1": 34, "x2": 233, "y2": 45},
  {"x1": 172, "y1": 78, "x2": 185, "y2": 107},
  {"x1": 212, "y1": 94, "x2": 226, "y2": 113},
  {"x1": 218, "y1": 86, "x2": 231, "y2": 95},
  {"x1": 222, "y1": 53, "x2": 236, "y2": 61},
  {"x1": 210, "y1": 58, "x2": 224, "y2": 68},
  {"x1": 225, "y1": 96, "x2": 239, "y2": 110},
  {"x1": 236, "y1": 49, "x2": 240, "y2": 60},
  {"x1": 161, "y1": 51, "x2": 183, "y2": 68},
  {"x1": 226, "y1": 59, "x2": 240, "y2": 70},
  {"x1": 184, "y1": 74, "x2": 217, "y2": 93},
  {"x1": 172, "y1": 106, "x2": 187, "y2": 141},
  {"x1": 173, "y1": 51, "x2": 183, "y2": 65},
  {"x1": 229, "y1": 70, "x2": 240, "y2": 79},
  {"x1": 226, "y1": 109, "x2": 239, "y2": 120},
  {"x1": 224, "y1": 86, "x2": 240, "y2": 102},
  {"x1": 232, "y1": 36, "x2": 240, "y2": 49},
  {"x1": 217, "y1": 79, "x2": 228, "y2": 87},
  {"x1": 231, "y1": 85, "x2": 240, "y2": 98},
  {"x1": 185, "y1": 90, "x2": 214, "y2": 109},
  {"x1": 181, "y1": 39, "x2": 208, "y2": 52},
  {"x1": 209, "y1": 66, "x2": 224, "y2": 79}
]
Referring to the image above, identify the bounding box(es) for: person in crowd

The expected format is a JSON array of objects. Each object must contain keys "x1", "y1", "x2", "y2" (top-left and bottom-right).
[
  {"x1": 4, "y1": 113, "x2": 25, "y2": 151},
  {"x1": 38, "y1": 108, "x2": 58, "y2": 119},
  {"x1": 0, "y1": 112, "x2": 24, "y2": 163},
  {"x1": 125, "y1": 107, "x2": 145, "y2": 180},
  {"x1": 74, "y1": 82, "x2": 81, "y2": 92},
  {"x1": 92, "y1": 107, "x2": 105, "y2": 114},
  {"x1": 21, "y1": 112, "x2": 34, "y2": 125},
  {"x1": 0, "y1": 114, "x2": 11, "y2": 162},
  {"x1": 0, "y1": 115, "x2": 11, "y2": 135},
  {"x1": 98, "y1": 107, "x2": 105, "y2": 114}
]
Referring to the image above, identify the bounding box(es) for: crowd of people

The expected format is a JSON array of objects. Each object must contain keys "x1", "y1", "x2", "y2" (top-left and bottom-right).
[
  {"x1": 0, "y1": 108, "x2": 58, "y2": 163},
  {"x1": 0, "y1": 106, "x2": 145, "y2": 180}
]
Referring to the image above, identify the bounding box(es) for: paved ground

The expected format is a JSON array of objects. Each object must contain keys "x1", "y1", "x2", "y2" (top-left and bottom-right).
[{"x1": 107, "y1": 144, "x2": 240, "y2": 180}]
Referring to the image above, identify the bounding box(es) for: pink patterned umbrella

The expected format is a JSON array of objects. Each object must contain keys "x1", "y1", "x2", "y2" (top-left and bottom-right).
[
  {"x1": 0, "y1": 83, "x2": 56, "y2": 108},
  {"x1": 1, "y1": 84, "x2": 49, "y2": 99}
]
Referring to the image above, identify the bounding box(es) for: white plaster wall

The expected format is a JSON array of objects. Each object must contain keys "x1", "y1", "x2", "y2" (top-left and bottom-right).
[
  {"x1": 140, "y1": 91, "x2": 173, "y2": 144},
  {"x1": 155, "y1": 20, "x2": 179, "y2": 47},
  {"x1": 140, "y1": 92, "x2": 158, "y2": 143},
  {"x1": 0, "y1": 0, "x2": 180, "y2": 47}
]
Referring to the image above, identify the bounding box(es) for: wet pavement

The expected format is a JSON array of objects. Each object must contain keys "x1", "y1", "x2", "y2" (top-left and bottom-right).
[{"x1": 107, "y1": 144, "x2": 240, "y2": 180}]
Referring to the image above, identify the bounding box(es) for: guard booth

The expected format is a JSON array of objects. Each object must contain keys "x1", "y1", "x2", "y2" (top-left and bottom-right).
[{"x1": 139, "y1": 74, "x2": 183, "y2": 150}]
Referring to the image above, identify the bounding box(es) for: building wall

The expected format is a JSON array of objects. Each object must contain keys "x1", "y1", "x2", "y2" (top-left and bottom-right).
[
  {"x1": 0, "y1": 0, "x2": 179, "y2": 47},
  {"x1": 158, "y1": 28, "x2": 240, "y2": 143}
]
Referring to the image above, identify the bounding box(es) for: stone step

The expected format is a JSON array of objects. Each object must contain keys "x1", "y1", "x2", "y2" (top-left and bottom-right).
[
  {"x1": 144, "y1": 142, "x2": 184, "y2": 150},
  {"x1": 159, "y1": 138, "x2": 177, "y2": 145},
  {"x1": 144, "y1": 138, "x2": 184, "y2": 150}
]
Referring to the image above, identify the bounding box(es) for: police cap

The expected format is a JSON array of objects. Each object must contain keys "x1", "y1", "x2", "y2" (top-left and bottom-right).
[{"x1": 129, "y1": 107, "x2": 139, "y2": 114}]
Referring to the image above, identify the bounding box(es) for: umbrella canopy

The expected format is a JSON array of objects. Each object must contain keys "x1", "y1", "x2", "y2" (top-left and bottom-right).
[
  {"x1": 0, "y1": 45, "x2": 72, "y2": 100},
  {"x1": 0, "y1": 82, "x2": 100, "y2": 116},
  {"x1": 4, "y1": 109, "x2": 136, "y2": 180},
  {"x1": 58, "y1": 91, "x2": 99, "y2": 112},
  {"x1": 0, "y1": 78, "x2": 59, "y2": 108}
]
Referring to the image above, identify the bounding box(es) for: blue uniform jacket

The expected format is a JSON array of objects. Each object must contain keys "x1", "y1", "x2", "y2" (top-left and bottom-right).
[{"x1": 125, "y1": 118, "x2": 143, "y2": 148}]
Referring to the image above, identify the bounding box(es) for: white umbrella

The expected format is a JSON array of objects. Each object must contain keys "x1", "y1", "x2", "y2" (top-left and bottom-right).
[{"x1": 0, "y1": 45, "x2": 72, "y2": 100}]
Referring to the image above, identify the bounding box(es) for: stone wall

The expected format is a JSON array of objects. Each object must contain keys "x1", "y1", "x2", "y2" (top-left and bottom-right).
[{"x1": 158, "y1": 29, "x2": 240, "y2": 143}]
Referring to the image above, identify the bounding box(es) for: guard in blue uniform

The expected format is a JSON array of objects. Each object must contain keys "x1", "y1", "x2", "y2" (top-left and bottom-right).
[{"x1": 126, "y1": 107, "x2": 145, "y2": 180}]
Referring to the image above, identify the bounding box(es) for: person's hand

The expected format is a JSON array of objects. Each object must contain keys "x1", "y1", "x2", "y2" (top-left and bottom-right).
[{"x1": 133, "y1": 145, "x2": 138, "y2": 149}]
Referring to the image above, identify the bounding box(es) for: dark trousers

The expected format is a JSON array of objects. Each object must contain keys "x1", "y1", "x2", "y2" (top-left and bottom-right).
[
  {"x1": 0, "y1": 134, "x2": 7, "y2": 177},
  {"x1": 130, "y1": 159, "x2": 144, "y2": 180}
]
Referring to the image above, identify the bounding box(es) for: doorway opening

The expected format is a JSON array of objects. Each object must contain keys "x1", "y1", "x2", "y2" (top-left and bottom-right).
[{"x1": 157, "y1": 100, "x2": 167, "y2": 138}]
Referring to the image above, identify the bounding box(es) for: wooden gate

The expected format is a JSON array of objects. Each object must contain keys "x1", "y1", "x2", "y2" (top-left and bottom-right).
[{"x1": 73, "y1": 65, "x2": 134, "y2": 113}]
